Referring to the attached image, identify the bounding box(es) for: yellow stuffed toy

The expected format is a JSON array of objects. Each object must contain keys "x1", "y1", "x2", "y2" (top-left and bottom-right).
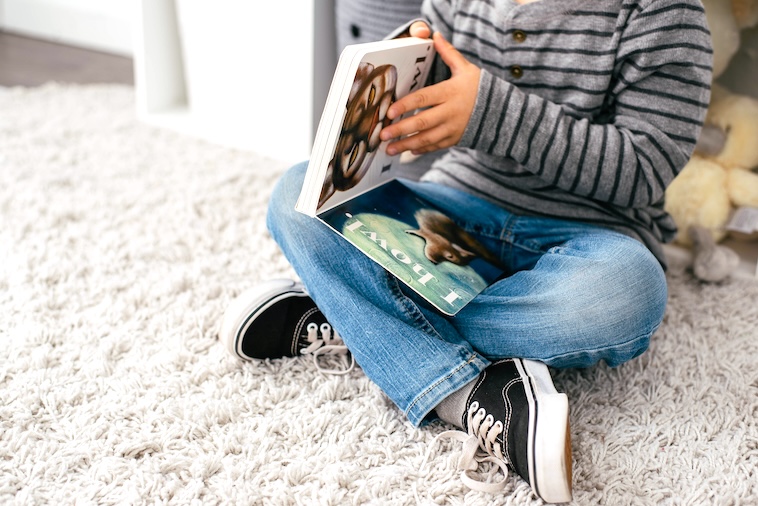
[
  {"x1": 662, "y1": 0, "x2": 758, "y2": 281},
  {"x1": 665, "y1": 85, "x2": 758, "y2": 281}
]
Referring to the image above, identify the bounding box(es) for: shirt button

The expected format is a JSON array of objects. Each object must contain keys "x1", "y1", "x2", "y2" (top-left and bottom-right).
[
  {"x1": 510, "y1": 65, "x2": 524, "y2": 79},
  {"x1": 513, "y1": 30, "x2": 527, "y2": 43}
]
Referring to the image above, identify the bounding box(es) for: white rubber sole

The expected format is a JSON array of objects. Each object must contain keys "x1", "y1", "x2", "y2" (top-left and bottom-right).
[
  {"x1": 220, "y1": 279, "x2": 307, "y2": 360},
  {"x1": 518, "y1": 359, "x2": 573, "y2": 504}
]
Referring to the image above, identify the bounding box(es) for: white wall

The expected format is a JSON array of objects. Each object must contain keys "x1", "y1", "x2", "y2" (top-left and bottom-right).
[
  {"x1": 134, "y1": 0, "x2": 336, "y2": 163},
  {"x1": 0, "y1": 0, "x2": 133, "y2": 56}
]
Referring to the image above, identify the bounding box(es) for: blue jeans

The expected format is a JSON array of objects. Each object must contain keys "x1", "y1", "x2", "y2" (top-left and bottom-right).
[{"x1": 267, "y1": 162, "x2": 667, "y2": 426}]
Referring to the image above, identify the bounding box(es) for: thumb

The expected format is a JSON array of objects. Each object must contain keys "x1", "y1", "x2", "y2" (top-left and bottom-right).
[{"x1": 433, "y1": 31, "x2": 469, "y2": 74}]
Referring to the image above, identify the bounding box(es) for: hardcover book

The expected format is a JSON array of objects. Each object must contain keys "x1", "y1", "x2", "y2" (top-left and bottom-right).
[{"x1": 296, "y1": 37, "x2": 505, "y2": 315}]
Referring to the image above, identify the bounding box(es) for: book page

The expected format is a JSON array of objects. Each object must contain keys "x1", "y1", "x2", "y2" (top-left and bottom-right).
[{"x1": 317, "y1": 180, "x2": 506, "y2": 315}]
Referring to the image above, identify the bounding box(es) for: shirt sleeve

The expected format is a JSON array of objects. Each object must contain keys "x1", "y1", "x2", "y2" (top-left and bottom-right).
[{"x1": 456, "y1": 1, "x2": 713, "y2": 209}]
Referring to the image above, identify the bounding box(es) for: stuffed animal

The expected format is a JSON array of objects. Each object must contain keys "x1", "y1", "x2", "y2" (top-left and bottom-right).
[
  {"x1": 662, "y1": 0, "x2": 758, "y2": 281},
  {"x1": 665, "y1": 85, "x2": 758, "y2": 281}
]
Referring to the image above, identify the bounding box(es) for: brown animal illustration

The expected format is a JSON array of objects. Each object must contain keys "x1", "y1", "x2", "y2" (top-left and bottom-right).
[
  {"x1": 406, "y1": 209, "x2": 503, "y2": 268},
  {"x1": 319, "y1": 62, "x2": 398, "y2": 208}
]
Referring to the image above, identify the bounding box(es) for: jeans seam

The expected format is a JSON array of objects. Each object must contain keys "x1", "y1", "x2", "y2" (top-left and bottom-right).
[
  {"x1": 385, "y1": 272, "x2": 483, "y2": 418},
  {"x1": 387, "y1": 271, "x2": 443, "y2": 340}
]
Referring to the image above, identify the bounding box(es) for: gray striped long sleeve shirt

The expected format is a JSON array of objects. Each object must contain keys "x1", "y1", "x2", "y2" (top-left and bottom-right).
[{"x1": 416, "y1": 0, "x2": 713, "y2": 266}]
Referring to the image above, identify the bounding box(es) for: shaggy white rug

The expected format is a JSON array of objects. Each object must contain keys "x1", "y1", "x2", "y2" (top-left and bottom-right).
[{"x1": 1, "y1": 84, "x2": 757, "y2": 506}]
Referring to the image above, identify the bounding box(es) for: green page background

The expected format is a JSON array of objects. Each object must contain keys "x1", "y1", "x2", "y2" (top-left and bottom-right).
[{"x1": 319, "y1": 180, "x2": 503, "y2": 315}]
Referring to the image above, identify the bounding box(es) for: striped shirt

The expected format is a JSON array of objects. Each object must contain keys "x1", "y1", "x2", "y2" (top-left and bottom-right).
[{"x1": 417, "y1": 0, "x2": 713, "y2": 266}]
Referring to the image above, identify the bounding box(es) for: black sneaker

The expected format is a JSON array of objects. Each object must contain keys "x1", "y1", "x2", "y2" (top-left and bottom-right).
[
  {"x1": 221, "y1": 279, "x2": 354, "y2": 374},
  {"x1": 437, "y1": 359, "x2": 572, "y2": 503}
]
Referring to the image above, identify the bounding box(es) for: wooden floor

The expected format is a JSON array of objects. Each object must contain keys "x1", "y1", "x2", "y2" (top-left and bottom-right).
[{"x1": 0, "y1": 31, "x2": 134, "y2": 87}]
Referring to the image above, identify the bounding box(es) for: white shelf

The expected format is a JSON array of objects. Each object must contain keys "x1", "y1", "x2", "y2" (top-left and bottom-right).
[{"x1": 133, "y1": 0, "x2": 337, "y2": 164}]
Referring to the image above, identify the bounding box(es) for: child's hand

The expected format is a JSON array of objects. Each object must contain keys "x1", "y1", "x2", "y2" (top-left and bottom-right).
[{"x1": 380, "y1": 32, "x2": 480, "y2": 156}]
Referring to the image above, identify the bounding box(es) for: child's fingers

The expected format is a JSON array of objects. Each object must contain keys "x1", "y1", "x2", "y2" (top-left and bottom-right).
[
  {"x1": 379, "y1": 32, "x2": 477, "y2": 155},
  {"x1": 384, "y1": 82, "x2": 446, "y2": 125},
  {"x1": 387, "y1": 125, "x2": 456, "y2": 156},
  {"x1": 383, "y1": 105, "x2": 446, "y2": 144},
  {"x1": 384, "y1": 106, "x2": 460, "y2": 155}
]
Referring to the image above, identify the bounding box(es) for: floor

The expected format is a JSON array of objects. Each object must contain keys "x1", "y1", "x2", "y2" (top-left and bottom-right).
[{"x1": 0, "y1": 31, "x2": 133, "y2": 87}]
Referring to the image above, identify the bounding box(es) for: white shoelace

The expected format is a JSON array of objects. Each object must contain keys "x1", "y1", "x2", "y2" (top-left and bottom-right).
[
  {"x1": 302, "y1": 322, "x2": 355, "y2": 375},
  {"x1": 424, "y1": 401, "x2": 510, "y2": 494}
]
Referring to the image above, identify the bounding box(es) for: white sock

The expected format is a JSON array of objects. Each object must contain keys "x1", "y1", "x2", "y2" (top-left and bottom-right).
[{"x1": 434, "y1": 377, "x2": 477, "y2": 429}]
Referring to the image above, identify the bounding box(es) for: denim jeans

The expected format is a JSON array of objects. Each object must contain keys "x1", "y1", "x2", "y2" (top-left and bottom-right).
[{"x1": 266, "y1": 162, "x2": 668, "y2": 426}]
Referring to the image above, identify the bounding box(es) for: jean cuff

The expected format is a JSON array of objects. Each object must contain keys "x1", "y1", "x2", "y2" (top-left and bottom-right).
[{"x1": 404, "y1": 353, "x2": 490, "y2": 426}]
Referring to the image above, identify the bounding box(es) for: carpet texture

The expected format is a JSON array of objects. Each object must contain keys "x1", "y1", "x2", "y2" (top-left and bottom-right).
[{"x1": 1, "y1": 84, "x2": 757, "y2": 505}]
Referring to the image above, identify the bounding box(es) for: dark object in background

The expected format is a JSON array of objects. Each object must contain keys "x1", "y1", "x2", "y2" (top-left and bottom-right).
[{"x1": 335, "y1": 0, "x2": 424, "y2": 53}]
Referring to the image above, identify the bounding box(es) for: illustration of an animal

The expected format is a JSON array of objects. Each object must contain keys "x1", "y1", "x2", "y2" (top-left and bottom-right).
[
  {"x1": 406, "y1": 209, "x2": 503, "y2": 268},
  {"x1": 319, "y1": 62, "x2": 398, "y2": 208}
]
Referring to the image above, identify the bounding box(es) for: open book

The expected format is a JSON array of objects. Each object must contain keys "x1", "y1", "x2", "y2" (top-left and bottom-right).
[{"x1": 296, "y1": 37, "x2": 505, "y2": 315}]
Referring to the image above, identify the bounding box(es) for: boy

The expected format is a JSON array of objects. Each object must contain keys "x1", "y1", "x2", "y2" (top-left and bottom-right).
[{"x1": 222, "y1": 0, "x2": 712, "y2": 502}]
